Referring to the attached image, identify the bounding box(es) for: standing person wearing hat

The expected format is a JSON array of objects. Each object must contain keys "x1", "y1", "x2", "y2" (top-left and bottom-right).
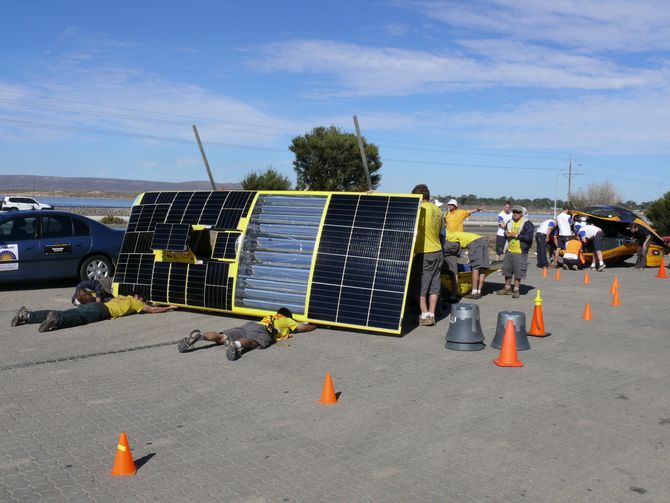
[
  {"x1": 410, "y1": 184, "x2": 444, "y2": 326},
  {"x1": 497, "y1": 206, "x2": 535, "y2": 298},
  {"x1": 444, "y1": 199, "x2": 485, "y2": 233}
]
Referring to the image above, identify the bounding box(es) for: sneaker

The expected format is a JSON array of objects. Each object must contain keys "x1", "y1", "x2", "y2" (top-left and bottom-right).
[
  {"x1": 419, "y1": 314, "x2": 435, "y2": 326},
  {"x1": 597, "y1": 263, "x2": 606, "y2": 272},
  {"x1": 590, "y1": 264, "x2": 596, "y2": 270},
  {"x1": 571, "y1": 265, "x2": 579, "y2": 271},
  {"x1": 226, "y1": 344, "x2": 240, "y2": 361},
  {"x1": 11, "y1": 306, "x2": 30, "y2": 327},
  {"x1": 512, "y1": 290, "x2": 520, "y2": 298},
  {"x1": 463, "y1": 292, "x2": 481, "y2": 299},
  {"x1": 177, "y1": 329, "x2": 203, "y2": 353},
  {"x1": 38, "y1": 312, "x2": 60, "y2": 332},
  {"x1": 562, "y1": 264, "x2": 569, "y2": 270},
  {"x1": 496, "y1": 288, "x2": 512, "y2": 295}
]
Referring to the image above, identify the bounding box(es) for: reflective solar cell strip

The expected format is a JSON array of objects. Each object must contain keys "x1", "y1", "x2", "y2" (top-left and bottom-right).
[
  {"x1": 308, "y1": 194, "x2": 420, "y2": 332},
  {"x1": 151, "y1": 223, "x2": 191, "y2": 251},
  {"x1": 211, "y1": 231, "x2": 241, "y2": 260}
]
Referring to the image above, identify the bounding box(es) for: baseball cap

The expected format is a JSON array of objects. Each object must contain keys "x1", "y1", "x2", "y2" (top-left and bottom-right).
[
  {"x1": 447, "y1": 199, "x2": 458, "y2": 207},
  {"x1": 512, "y1": 205, "x2": 524, "y2": 213}
]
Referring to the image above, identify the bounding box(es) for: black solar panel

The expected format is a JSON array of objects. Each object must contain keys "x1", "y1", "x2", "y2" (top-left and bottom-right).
[
  {"x1": 308, "y1": 194, "x2": 420, "y2": 332},
  {"x1": 211, "y1": 231, "x2": 241, "y2": 260},
  {"x1": 151, "y1": 223, "x2": 191, "y2": 251}
]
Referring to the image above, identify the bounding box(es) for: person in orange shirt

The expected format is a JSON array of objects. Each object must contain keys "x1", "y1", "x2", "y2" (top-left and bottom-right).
[{"x1": 444, "y1": 199, "x2": 485, "y2": 233}]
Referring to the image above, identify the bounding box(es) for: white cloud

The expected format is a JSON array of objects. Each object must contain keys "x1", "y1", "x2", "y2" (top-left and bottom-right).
[
  {"x1": 252, "y1": 39, "x2": 663, "y2": 97},
  {"x1": 443, "y1": 91, "x2": 670, "y2": 154},
  {"x1": 409, "y1": 0, "x2": 670, "y2": 53}
]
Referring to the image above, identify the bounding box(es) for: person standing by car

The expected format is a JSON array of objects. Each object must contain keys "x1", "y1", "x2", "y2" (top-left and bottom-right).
[
  {"x1": 495, "y1": 201, "x2": 513, "y2": 261},
  {"x1": 497, "y1": 206, "x2": 534, "y2": 298},
  {"x1": 535, "y1": 218, "x2": 558, "y2": 268},
  {"x1": 556, "y1": 204, "x2": 573, "y2": 254},
  {"x1": 628, "y1": 223, "x2": 652, "y2": 270},
  {"x1": 578, "y1": 223, "x2": 606, "y2": 271},
  {"x1": 410, "y1": 184, "x2": 444, "y2": 326}
]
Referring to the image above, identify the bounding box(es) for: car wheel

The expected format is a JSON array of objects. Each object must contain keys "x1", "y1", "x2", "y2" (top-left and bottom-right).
[{"x1": 80, "y1": 255, "x2": 113, "y2": 281}]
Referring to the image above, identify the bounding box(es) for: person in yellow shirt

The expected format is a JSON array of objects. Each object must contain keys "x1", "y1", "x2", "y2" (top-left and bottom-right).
[
  {"x1": 11, "y1": 293, "x2": 177, "y2": 332},
  {"x1": 178, "y1": 307, "x2": 317, "y2": 360},
  {"x1": 445, "y1": 231, "x2": 490, "y2": 299},
  {"x1": 496, "y1": 206, "x2": 535, "y2": 298},
  {"x1": 411, "y1": 184, "x2": 444, "y2": 326},
  {"x1": 445, "y1": 199, "x2": 485, "y2": 233}
]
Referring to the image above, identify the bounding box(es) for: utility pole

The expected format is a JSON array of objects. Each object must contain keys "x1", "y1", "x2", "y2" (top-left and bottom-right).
[
  {"x1": 567, "y1": 157, "x2": 573, "y2": 205},
  {"x1": 192, "y1": 125, "x2": 218, "y2": 191},
  {"x1": 352, "y1": 115, "x2": 373, "y2": 192}
]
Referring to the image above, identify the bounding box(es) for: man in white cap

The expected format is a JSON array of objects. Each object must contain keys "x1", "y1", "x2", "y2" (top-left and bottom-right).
[{"x1": 445, "y1": 199, "x2": 485, "y2": 233}]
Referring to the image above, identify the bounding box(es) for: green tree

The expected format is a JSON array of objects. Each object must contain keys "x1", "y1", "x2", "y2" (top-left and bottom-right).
[
  {"x1": 241, "y1": 167, "x2": 292, "y2": 190},
  {"x1": 645, "y1": 191, "x2": 670, "y2": 235},
  {"x1": 289, "y1": 126, "x2": 381, "y2": 191}
]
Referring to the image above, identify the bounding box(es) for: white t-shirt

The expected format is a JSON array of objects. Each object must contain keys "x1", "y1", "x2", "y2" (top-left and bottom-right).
[
  {"x1": 578, "y1": 224, "x2": 601, "y2": 239},
  {"x1": 556, "y1": 212, "x2": 573, "y2": 236},
  {"x1": 497, "y1": 210, "x2": 513, "y2": 236},
  {"x1": 537, "y1": 219, "x2": 556, "y2": 235}
]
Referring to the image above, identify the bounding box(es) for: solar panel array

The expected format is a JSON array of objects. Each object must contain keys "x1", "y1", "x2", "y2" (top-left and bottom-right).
[
  {"x1": 307, "y1": 194, "x2": 419, "y2": 331},
  {"x1": 114, "y1": 190, "x2": 255, "y2": 304},
  {"x1": 151, "y1": 223, "x2": 191, "y2": 252},
  {"x1": 211, "y1": 231, "x2": 241, "y2": 260},
  {"x1": 113, "y1": 190, "x2": 420, "y2": 333}
]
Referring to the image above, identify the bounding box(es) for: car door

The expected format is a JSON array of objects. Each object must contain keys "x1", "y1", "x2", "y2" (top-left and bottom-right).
[
  {"x1": 39, "y1": 214, "x2": 92, "y2": 279},
  {"x1": 0, "y1": 215, "x2": 41, "y2": 280}
]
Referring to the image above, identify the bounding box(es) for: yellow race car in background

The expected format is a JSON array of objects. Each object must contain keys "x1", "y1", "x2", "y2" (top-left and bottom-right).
[{"x1": 572, "y1": 205, "x2": 666, "y2": 267}]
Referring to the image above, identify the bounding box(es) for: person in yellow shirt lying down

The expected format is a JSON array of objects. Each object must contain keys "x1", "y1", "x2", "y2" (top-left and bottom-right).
[
  {"x1": 11, "y1": 293, "x2": 177, "y2": 332},
  {"x1": 177, "y1": 307, "x2": 317, "y2": 361},
  {"x1": 444, "y1": 231, "x2": 491, "y2": 299}
]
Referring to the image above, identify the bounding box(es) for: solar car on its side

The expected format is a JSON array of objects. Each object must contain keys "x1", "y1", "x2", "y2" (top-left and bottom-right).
[{"x1": 112, "y1": 191, "x2": 422, "y2": 334}]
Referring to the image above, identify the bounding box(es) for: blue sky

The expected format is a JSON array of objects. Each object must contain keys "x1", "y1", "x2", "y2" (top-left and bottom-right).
[{"x1": 1, "y1": 1, "x2": 669, "y2": 202}]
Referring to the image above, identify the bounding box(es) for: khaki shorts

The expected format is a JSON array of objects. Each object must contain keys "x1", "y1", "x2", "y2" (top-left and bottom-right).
[
  {"x1": 413, "y1": 251, "x2": 443, "y2": 296},
  {"x1": 502, "y1": 252, "x2": 528, "y2": 279}
]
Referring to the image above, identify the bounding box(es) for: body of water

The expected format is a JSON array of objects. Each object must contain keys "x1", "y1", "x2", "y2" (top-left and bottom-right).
[{"x1": 41, "y1": 197, "x2": 134, "y2": 208}]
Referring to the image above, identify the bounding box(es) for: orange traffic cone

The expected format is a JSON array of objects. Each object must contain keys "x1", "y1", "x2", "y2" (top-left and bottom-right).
[
  {"x1": 554, "y1": 268, "x2": 561, "y2": 281},
  {"x1": 583, "y1": 271, "x2": 590, "y2": 285},
  {"x1": 657, "y1": 260, "x2": 668, "y2": 279},
  {"x1": 582, "y1": 303, "x2": 592, "y2": 321},
  {"x1": 319, "y1": 372, "x2": 338, "y2": 404},
  {"x1": 111, "y1": 432, "x2": 136, "y2": 476},
  {"x1": 528, "y1": 290, "x2": 549, "y2": 337},
  {"x1": 610, "y1": 276, "x2": 619, "y2": 294},
  {"x1": 493, "y1": 320, "x2": 523, "y2": 367},
  {"x1": 612, "y1": 290, "x2": 621, "y2": 307},
  {"x1": 542, "y1": 267, "x2": 548, "y2": 278}
]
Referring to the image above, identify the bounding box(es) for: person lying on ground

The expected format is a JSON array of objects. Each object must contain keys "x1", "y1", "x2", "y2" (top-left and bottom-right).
[
  {"x1": 71, "y1": 277, "x2": 114, "y2": 306},
  {"x1": 445, "y1": 231, "x2": 490, "y2": 300},
  {"x1": 11, "y1": 293, "x2": 177, "y2": 332},
  {"x1": 177, "y1": 307, "x2": 317, "y2": 361}
]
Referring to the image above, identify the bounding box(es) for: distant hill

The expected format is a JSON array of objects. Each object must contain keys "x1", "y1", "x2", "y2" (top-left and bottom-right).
[{"x1": 0, "y1": 175, "x2": 242, "y2": 196}]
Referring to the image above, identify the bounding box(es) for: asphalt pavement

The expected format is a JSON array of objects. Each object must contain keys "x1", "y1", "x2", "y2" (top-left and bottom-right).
[{"x1": 0, "y1": 260, "x2": 669, "y2": 502}]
